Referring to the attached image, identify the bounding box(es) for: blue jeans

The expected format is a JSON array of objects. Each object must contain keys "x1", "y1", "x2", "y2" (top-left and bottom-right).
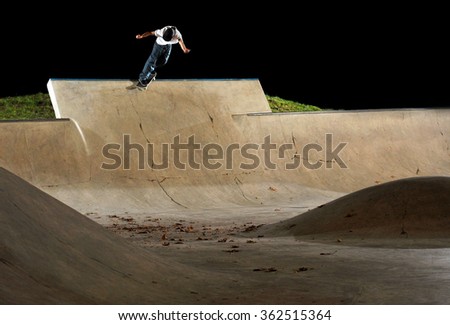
[{"x1": 139, "y1": 43, "x2": 172, "y2": 85}]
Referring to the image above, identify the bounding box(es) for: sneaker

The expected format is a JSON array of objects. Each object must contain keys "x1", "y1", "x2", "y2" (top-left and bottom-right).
[{"x1": 136, "y1": 80, "x2": 148, "y2": 91}]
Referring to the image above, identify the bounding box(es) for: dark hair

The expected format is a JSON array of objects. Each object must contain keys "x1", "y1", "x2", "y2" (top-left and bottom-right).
[{"x1": 163, "y1": 26, "x2": 176, "y2": 41}]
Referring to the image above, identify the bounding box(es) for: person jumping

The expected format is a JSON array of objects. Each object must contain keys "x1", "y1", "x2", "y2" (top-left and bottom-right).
[{"x1": 135, "y1": 26, "x2": 191, "y2": 90}]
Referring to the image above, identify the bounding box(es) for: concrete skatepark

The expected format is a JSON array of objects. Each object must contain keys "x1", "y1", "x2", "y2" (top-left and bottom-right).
[{"x1": 1, "y1": 79, "x2": 450, "y2": 304}]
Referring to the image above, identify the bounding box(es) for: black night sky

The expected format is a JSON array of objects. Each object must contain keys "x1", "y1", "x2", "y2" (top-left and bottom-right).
[{"x1": 1, "y1": 4, "x2": 448, "y2": 110}]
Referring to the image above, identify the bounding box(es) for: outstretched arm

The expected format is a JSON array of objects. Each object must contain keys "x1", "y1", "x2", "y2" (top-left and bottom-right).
[
  {"x1": 136, "y1": 31, "x2": 155, "y2": 39},
  {"x1": 178, "y1": 38, "x2": 191, "y2": 54}
]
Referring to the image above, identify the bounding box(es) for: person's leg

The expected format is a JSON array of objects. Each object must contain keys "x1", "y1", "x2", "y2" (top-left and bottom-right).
[
  {"x1": 139, "y1": 43, "x2": 164, "y2": 85},
  {"x1": 155, "y1": 44, "x2": 172, "y2": 69}
]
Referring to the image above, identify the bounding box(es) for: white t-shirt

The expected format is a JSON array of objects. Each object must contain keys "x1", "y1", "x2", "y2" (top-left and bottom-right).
[{"x1": 155, "y1": 26, "x2": 182, "y2": 45}]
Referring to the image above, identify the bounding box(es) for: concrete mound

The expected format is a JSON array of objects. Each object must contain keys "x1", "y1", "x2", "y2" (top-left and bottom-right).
[
  {"x1": 0, "y1": 167, "x2": 213, "y2": 304},
  {"x1": 259, "y1": 177, "x2": 450, "y2": 247}
]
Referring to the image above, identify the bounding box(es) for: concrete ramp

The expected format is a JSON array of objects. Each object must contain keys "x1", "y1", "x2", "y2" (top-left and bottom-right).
[
  {"x1": 258, "y1": 176, "x2": 450, "y2": 247},
  {"x1": 44, "y1": 79, "x2": 284, "y2": 213},
  {"x1": 234, "y1": 109, "x2": 450, "y2": 192},
  {"x1": 0, "y1": 167, "x2": 219, "y2": 304},
  {"x1": 0, "y1": 119, "x2": 89, "y2": 186}
]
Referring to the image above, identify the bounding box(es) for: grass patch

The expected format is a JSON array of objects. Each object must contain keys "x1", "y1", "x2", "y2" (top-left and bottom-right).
[
  {"x1": 0, "y1": 93, "x2": 55, "y2": 120},
  {"x1": 266, "y1": 95, "x2": 321, "y2": 112},
  {"x1": 0, "y1": 93, "x2": 321, "y2": 120}
]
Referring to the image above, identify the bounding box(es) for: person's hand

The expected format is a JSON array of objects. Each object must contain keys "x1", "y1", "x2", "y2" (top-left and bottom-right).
[
  {"x1": 136, "y1": 34, "x2": 143, "y2": 39},
  {"x1": 183, "y1": 48, "x2": 191, "y2": 54}
]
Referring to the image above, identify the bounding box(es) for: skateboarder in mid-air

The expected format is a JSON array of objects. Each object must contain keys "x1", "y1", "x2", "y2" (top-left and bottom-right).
[{"x1": 135, "y1": 26, "x2": 191, "y2": 90}]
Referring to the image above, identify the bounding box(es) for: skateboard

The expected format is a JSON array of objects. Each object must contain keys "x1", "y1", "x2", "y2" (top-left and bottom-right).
[{"x1": 127, "y1": 73, "x2": 157, "y2": 91}]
